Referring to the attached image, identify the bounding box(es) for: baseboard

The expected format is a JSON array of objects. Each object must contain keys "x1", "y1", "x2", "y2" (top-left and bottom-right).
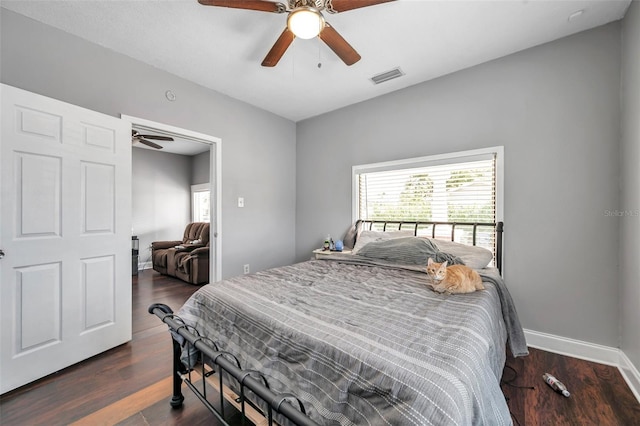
[
  {"x1": 138, "y1": 261, "x2": 153, "y2": 270},
  {"x1": 524, "y1": 328, "x2": 640, "y2": 403},
  {"x1": 524, "y1": 329, "x2": 620, "y2": 366},
  {"x1": 619, "y1": 351, "x2": 640, "y2": 403}
]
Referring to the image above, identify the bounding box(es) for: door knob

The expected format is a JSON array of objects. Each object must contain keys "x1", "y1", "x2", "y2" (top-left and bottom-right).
[{"x1": 0, "y1": 249, "x2": 4, "y2": 259}]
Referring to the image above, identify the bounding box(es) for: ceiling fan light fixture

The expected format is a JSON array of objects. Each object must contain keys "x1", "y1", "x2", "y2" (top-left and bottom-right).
[{"x1": 287, "y1": 7, "x2": 325, "y2": 39}]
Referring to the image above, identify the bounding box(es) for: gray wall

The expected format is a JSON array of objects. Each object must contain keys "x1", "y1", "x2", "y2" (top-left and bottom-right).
[
  {"x1": 1, "y1": 9, "x2": 297, "y2": 279},
  {"x1": 191, "y1": 151, "x2": 211, "y2": 186},
  {"x1": 296, "y1": 24, "x2": 622, "y2": 348},
  {"x1": 621, "y1": 2, "x2": 640, "y2": 372},
  {"x1": 131, "y1": 148, "x2": 192, "y2": 265}
]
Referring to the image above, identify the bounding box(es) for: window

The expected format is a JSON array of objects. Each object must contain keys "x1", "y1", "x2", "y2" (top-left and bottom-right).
[
  {"x1": 352, "y1": 147, "x2": 503, "y2": 256},
  {"x1": 191, "y1": 183, "x2": 210, "y2": 223}
]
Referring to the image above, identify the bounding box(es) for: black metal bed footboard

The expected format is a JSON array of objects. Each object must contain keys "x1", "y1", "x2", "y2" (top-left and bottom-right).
[{"x1": 149, "y1": 303, "x2": 320, "y2": 426}]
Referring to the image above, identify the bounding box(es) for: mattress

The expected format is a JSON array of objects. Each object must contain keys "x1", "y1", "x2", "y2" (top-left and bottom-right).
[{"x1": 176, "y1": 257, "x2": 525, "y2": 425}]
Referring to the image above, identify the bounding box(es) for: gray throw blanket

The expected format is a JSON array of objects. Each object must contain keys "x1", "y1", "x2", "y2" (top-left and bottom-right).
[{"x1": 478, "y1": 269, "x2": 529, "y2": 357}]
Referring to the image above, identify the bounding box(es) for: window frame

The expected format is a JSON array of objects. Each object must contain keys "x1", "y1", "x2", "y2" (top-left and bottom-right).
[
  {"x1": 351, "y1": 146, "x2": 504, "y2": 224},
  {"x1": 191, "y1": 183, "x2": 211, "y2": 223}
]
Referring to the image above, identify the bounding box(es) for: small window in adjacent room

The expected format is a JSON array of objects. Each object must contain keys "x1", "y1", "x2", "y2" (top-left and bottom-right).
[
  {"x1": 352, "y1": 147, "x2": 503, "y2": 259},
  {"x1": 191, "y1": 183, "x2": 210, "y2": 223}
]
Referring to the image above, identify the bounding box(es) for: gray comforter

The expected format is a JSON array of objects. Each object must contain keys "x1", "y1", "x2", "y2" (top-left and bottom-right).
[{"x1": 177, "y1": 259, "x2": 526, "y2": 425}]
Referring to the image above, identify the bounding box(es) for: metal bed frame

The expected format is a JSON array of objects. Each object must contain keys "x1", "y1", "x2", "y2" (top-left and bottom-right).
[{"x1": 149, "y1": 220, "x2": 504, "y2": 425}]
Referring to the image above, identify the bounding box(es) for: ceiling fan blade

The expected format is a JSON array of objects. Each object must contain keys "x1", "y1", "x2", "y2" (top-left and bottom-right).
[
  {"x1": 319, "y1": 23, "x2": 361, "y2": 66},
  {"x1": 137, "y1": 138, "x2": 163, "y2": 150},
  {"x1": 198, "y1": 0, "x2": 286, "y2": 13},
  {"x1": 262, "y1": 27, "x2": 295, "y2": 67},
  {"x1": 137, "y1": 134, "x2": 174, "y2": 141},
  {"x1": 327, "y1": 0, "x2": 396, "y2": 13}
]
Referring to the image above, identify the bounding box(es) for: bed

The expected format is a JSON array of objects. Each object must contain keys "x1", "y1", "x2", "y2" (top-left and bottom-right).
[{"x1": 149, "y1": 221, "x2": 528, "y2": 426}]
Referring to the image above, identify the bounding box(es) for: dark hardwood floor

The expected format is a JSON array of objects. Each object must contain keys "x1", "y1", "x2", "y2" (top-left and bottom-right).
[
  {"x1": 1, "y1": 270, "x2": 639, "y2": 425},
  {"x1": 503, "y1": 348, "x2": 640, "y2": 425}
]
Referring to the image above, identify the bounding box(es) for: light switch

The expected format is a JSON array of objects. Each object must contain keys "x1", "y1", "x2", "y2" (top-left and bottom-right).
[{"x1": 238, "y1": 197, "x2": 244, "y2": 208}]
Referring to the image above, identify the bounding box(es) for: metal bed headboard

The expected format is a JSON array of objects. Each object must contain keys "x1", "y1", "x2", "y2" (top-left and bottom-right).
[{"x1": 359, "y1": 220, "x2": 504, "y2": 273}]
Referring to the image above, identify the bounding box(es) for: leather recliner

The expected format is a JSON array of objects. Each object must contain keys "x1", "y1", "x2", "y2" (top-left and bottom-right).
[{"x1": 151, "y1": 222, "x2": 210, "y2": 285}]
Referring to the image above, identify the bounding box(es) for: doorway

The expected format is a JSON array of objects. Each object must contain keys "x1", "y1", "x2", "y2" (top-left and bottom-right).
[{"x1": 121, "y1": 115, "x2": 222, "y2": 283}]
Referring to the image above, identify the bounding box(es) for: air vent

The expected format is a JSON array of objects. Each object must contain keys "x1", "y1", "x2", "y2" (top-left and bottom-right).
[{"x1": 370, "y1": 67, "x2": 405, "y2": 85}]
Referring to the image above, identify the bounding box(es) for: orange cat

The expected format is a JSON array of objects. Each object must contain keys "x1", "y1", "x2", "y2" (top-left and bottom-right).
[{"x1": 426, "y1": 258, "x2": 485, "y2": 294}]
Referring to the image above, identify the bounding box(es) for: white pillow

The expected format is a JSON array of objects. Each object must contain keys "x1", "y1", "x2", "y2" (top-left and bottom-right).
[
  {"x1": 352, "y1": 230, "x2": 414, "y2": 254},
  {"x1": 430, "y1": 239, "x2": 493, "y2": 269}
]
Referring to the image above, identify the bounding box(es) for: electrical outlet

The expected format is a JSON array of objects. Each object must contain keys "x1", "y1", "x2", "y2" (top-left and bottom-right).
[
  {"x1": 238, "y1": 197, "x2": 245, "y2": 208},
  {"x1": 243, "y1": 264, "x2": 250, "y2": 274}
]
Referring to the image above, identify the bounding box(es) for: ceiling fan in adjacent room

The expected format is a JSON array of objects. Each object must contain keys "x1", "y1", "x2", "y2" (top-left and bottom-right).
[
  {"x1": 198, "y1": 0, "x2": 397, "y2": 67},
  {"x1": 131, "y1": 130, "x2": 174, "y2": 150}
]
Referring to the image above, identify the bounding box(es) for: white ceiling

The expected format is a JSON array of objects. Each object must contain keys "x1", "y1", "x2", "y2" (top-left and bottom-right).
[{"x1": 2, "y1": 0, "x2": 631, "y2": 124}]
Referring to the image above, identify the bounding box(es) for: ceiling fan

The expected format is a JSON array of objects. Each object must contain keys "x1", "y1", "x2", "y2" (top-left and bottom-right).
[
  {"x1": 198, "y1": 0, "x2": 397, "y2": 67},
  {"x1": 131, "y1": 130, "x2": 174, "y2": 150}
]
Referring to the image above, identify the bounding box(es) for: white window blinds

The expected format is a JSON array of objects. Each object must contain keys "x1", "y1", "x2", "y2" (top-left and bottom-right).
[{"x1": 357, "y1": 156, "x2": 496, "y2": 224}]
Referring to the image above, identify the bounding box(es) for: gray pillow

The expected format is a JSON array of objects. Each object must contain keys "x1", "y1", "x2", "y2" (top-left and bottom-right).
[
  {"x1": 352, "y1": 230, "x2": 414, "y2": 254},
  {"x1": 341, "y1": 220, "x2": 362, "y2": 249},
  {"x1": 356, "y1": 237, "x2": 464, "y2": 266}
]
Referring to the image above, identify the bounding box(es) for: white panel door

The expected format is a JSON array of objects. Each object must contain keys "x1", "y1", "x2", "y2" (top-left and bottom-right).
[{"x1": 0, "y1": 84, "x2": 132, "y2": 393}]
